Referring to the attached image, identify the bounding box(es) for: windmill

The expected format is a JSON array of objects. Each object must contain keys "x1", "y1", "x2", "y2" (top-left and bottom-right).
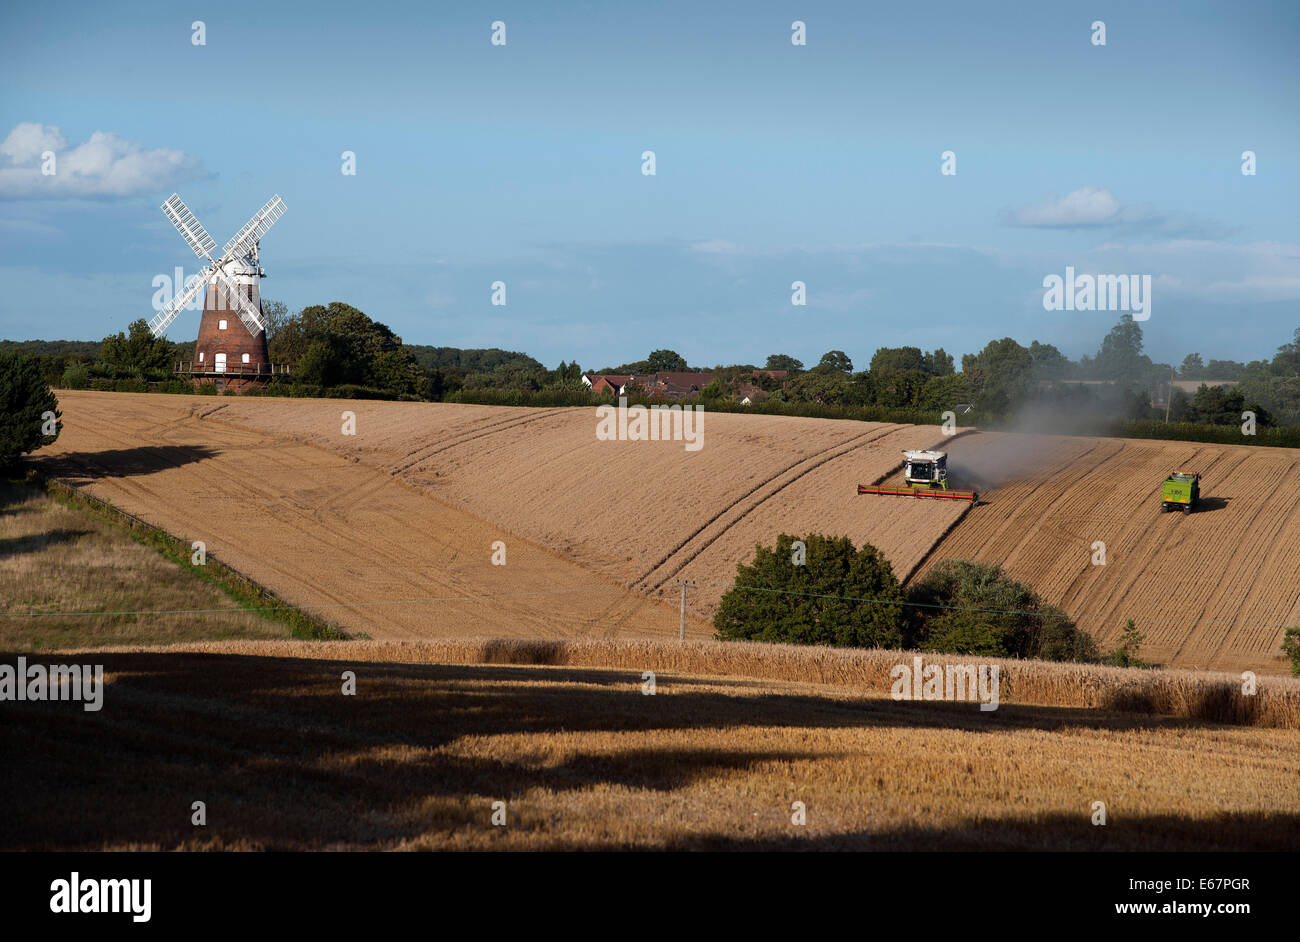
[{"x1": 149, "y1": 193, "x2": 287, "y2": 392}]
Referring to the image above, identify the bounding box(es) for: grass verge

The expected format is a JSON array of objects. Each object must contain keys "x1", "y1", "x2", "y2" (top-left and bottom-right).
[{"x1": 4, "y1": 472, "x2": 346, "y2": 645}]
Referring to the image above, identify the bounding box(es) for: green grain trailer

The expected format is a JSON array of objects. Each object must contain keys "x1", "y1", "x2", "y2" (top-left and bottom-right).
[{"x1": 1161, "y1": 470, "x2": 1200, "y2": 514}]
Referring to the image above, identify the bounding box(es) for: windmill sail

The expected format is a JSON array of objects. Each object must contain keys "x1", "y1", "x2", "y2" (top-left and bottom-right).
[
  {"x1": 161, "y1": 194, "x2": 217, "y2": 261},
  {"x1": 148, "y1": 267, "x2": 212, "y2": 336},
  {"x1": 221, "y1": 195, "x2": 286, "y2": 259},
  {"x1": 149, "y1": 192, "x2": 285, "y2": 348}
]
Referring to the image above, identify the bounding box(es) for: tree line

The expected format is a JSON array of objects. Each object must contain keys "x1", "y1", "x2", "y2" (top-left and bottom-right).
[{"x1": 7, "y1": 302, "x2": 1299, "y2": 427}]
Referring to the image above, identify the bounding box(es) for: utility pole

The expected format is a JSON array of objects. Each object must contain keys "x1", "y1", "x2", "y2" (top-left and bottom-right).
[
  {"x1": 1165, "y1": 365, "x2": 1175, "y2": 423},
  {"x1": 675, "y1": 579, "x2": 696, "y2": 641}
]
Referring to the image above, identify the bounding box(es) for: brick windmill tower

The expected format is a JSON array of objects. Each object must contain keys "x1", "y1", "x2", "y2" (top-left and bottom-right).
[{"x1": 148, "y1": 193, "x2": 288, "y2": 393}]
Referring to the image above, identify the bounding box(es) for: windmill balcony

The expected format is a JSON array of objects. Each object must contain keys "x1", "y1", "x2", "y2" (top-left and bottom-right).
[{"x1": 176, "y1": 360, "x2": 291, "y2": 377}]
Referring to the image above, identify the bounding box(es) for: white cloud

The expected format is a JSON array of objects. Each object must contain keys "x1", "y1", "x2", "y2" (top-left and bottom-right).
[
  {"x1": 0, "y1": 123, "x2": 209, "y2": 200},
  {"x1": 1078, "y1": 239, "x2": 1300, "y2": 302},
  {"x1": 1002, "y1": 187, "x2": 1228, "y2": 238},
  {"x1": 1006, "y1": 186, "x2": 1122, "y2": 227},
  {"x1": 0, "y1": 122, "x2": 67, "y2": 164}
]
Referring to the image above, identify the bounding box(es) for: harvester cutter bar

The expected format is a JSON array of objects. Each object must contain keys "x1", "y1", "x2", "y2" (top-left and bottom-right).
[{"x1": 856, "y1": 484, "x2": 978, "y2": 502}]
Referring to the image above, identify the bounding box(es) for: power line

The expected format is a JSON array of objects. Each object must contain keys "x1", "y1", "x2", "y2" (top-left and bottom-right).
[
  {"x1": 0, "y1": 584, "x2": 624, "y2": 620},
  {"x1": 2, "y1": 578, "x2": 1297, "y2": 633}
]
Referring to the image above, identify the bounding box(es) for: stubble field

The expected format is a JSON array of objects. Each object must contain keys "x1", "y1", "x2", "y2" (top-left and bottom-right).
[
  {"x1": 34, "y1": 392, "x2": 699, "y2": 642},
  {"x1": 3, "y1": 641, "x2": 1297, "y2": 851},
  {"x1": 36, "y1": 391, "x2": 1300, "y2": 672}
]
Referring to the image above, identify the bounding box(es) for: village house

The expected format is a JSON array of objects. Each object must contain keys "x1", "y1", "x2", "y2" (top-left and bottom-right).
[{"x1": 583, "y1": 368, "x2": 789, "y2": 402}]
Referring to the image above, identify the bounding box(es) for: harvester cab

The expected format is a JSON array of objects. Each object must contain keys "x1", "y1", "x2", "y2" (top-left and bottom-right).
[
  {"x1": 1161, "y1": 470, "x2": 1200, "y2": 514},
  {"x1": 857, "y1": 450, "x2": 979, "y2": 503},
  {"x1": 903, "y1": 450, "x2": 948, "y2": 487}
]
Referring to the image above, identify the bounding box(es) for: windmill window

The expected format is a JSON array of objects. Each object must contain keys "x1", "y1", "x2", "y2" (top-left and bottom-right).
[
  {"x1": 198, "y1": 351, "x2": 204, "y2": 362},
  {"x1": 218, "y1": 319, "x2": 228, "y2": 330},
  {"x1": 242, "y1": 353, "x2": 250, "y2": 363}
]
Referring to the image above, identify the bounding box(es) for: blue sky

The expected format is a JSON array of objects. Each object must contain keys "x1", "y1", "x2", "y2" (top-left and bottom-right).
[{"x1": 2, "y1": 0, "x2": 1297, "y2": 371}]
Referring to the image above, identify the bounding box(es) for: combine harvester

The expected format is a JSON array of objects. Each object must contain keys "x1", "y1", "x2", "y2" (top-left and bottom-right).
[{"x1": 857, "y1": 450, "x2": 979, "y2": 504}]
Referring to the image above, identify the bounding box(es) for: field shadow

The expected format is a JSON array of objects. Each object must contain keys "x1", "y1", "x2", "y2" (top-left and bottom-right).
[
  {"x1": 0, "y1": 527, "x2": 93, "y2": 557},
  {"x1": 0, "y1": 480, "x2": 38, "y2": 516},
  {"x1": 31, "y1": 444, "x2": 219, "y2": 483},
  {"x1": 1197, "y1": 496, "x2": 1231, "y2": 512},
  {"x1": 0, "y1": 651, "x2": 1286, "y2": 851}
]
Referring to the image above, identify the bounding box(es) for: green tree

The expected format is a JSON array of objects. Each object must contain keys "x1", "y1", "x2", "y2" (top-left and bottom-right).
[
  {"x1": 1191, "y1": 385, "x2": 1271, "y2": 427},
  {"x1": 765, "y1": 354, "x2": 804, "y2": 374},
  {"x1": 270, "y1": 302, "x2": 423, "y2": 394},
  {"x1": 906, "y1": 560, "x2": 1097, "y2": 661},
  {"x1": 922, "y1": 348, "x2": 956, "y2": 376},
  {"x1": 714, "y1": 533, "x2": 905, "y2": 647},
  {"x1": 961, "y1": 338, "x2": 1033, "y2": 415},
  {"x1": 844, "y1": 371, "x2": 877, "y2": 407},
  {"x1": 259, "y1": 298, "x2": 291, "y2": 344},
  {"x1": 815, "y1": 350, "x2": 854, "y2": 374},
  {"x1": 1093, "y1": 315, "x2": 1151, "y2": 387},
  {"x1": 869, "y1": 346, "x2": 925, "y2": 375},
  {"x1": 1179, "y1": 353, "x2": 1205, "y2": 377},
  {"x1": 1203, "y1": 359, "x2": 1246, "y2": 381},
  {"x1": 1029, "y1": 341, "x2": 1072, "y2": 381},
  {"x1": 872, "y1": 368, "x2": 930, "y2": 408},
  {"x1": 546, "y1": 360, "x2": 585, "y2": 391},
  {"x1": 698, "y1": 379, "x2": 726, "y2": 401},
  {"x1": 1166, "y1": 387, "x2": 1196, "y2": 422},
  {"x1": 646, "y1": 349, "x2": 689, "y2": 372},
  {"x1": 1273, "y1": 328, "x2": 1300, "y2": 377},
  {"x1": 1103, "y1": 619, "x2": 1148, "y2": 668},
  {"x1": 0, "y1": 352, "x2": 61, "y2": 468},
  {"x1": 100, "y1": 318, "x2": 174, "y2": 381},
  {"x1": 295, "y1": 336, "x2": 346, "y2": 387},
  {"x1": 916, "y1": 373, "x2": 971, "y2": 412},
  {"x1": 370, "y1": 348, "x2": 424, "y2": 396},
  {"x1": 1282, "y1": 627, "x2": 1300, "y2": 677},
  {"x1": 784, "y1": 370, "x2": 851, "y2": 405},
  {"x1": 60, "y1": 362, "x2": 91, "y2": 390}
]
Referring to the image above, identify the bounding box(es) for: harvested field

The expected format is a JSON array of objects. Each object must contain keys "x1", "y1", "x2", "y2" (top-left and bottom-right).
[
  {"x1": 34, "y1": 392, "x2": 699, "y2": 642},
  {"x1": 197, "y1": 396, "x2": 962, "y2": 612},
  {"x1": 927, "y1": 433, "x2": 1300, "y2": 673},
  {"x1": 40, "y1": 392, "x2": 1300, "y2": 672},
  {"x1": 4, "y1": 641, "x2": 1298, "y2": 851}
]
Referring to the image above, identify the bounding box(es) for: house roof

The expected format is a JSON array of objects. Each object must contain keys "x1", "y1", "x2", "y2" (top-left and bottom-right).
[
  {"x1": 587, "y1": 374, "x2": 632, "y2": 391},
  {"x1": 654, "y1": 372, "x2": 713, "y2": 389}
]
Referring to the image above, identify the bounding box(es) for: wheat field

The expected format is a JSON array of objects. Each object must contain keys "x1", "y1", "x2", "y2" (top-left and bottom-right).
[
  {"x1": 36, "y1": 392, "x2": 1300, "y2": 672},
  {"x1": 4, "y1": 641, "x2": 1297, "y2": 851}
]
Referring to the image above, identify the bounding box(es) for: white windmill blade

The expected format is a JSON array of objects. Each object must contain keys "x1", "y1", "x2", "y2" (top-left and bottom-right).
[
  {"x1": 148, "y1": 266, "x2": 212, "y2": 337},
  {"x1": 221, "y1": 194, "x2": 286, "y2": 259},
  {"x1": 212, "y1": 268, "x2": 267, "y2": 335},
  {"x1": 161, "y1": 194, "x2": 217, "y2": 261}
]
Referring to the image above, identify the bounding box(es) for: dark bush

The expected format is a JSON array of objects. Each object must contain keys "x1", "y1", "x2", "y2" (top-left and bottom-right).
[
  {"x1": 0, "y1": 352, "x2": 61, "y2": 468},
  {"x1": 906, "y1": 559, "x2": 1098, "y2": 662},
  {"x1": 714, "y1": 534, "x2": 906, "y2": 648}
]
